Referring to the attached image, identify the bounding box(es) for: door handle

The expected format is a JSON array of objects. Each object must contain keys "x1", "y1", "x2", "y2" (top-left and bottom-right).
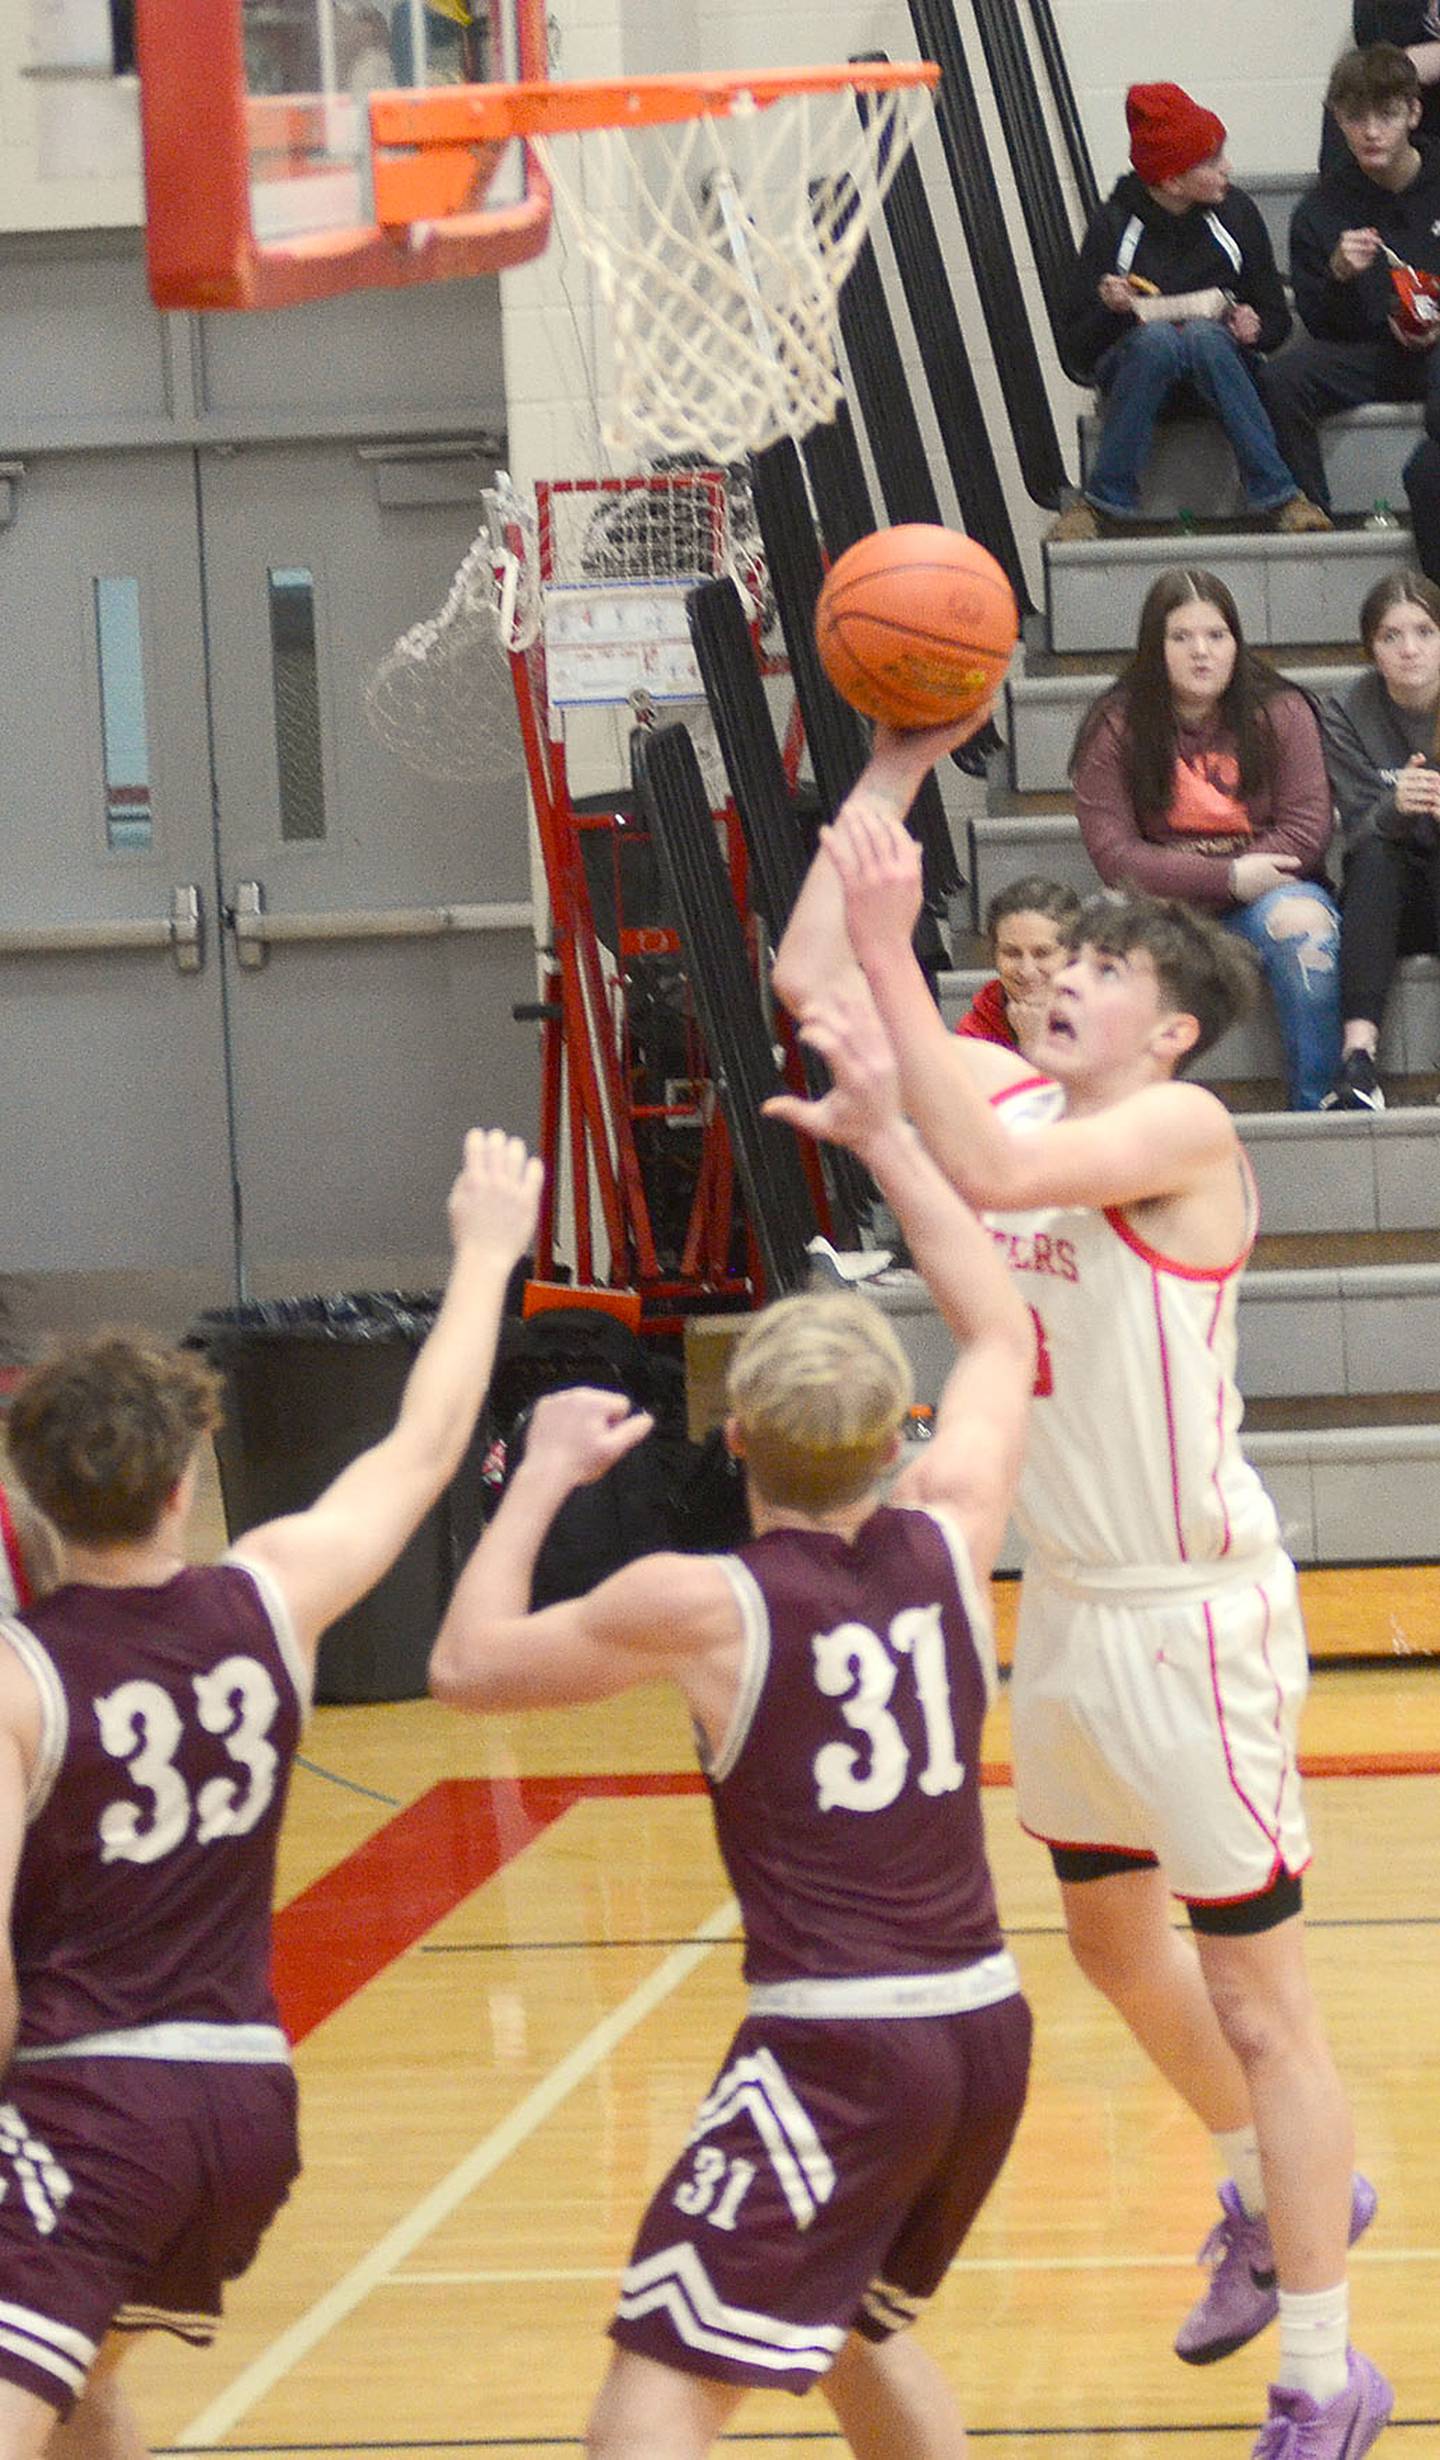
[
  {"x1": 225, "y1": 879, "x2": 534, "y2": 969},
  {"x1": 0, "y1": 884, "x2": 205, "y2": 974}
]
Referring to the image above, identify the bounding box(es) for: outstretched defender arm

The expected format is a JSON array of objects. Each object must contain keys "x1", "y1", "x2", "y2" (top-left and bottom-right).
[
  {"x1": 766, "y1": 994, "x2": 1033, "y2": 1585},
  {"x1": 770, "y1": 710, "x2": 992, "y2": 1022},
  {"x1": 237, "y1": 1130, "x2": 543, "y2": 1660},
  {"x1": 429, "y1": 1393, "x2": 741, "y2": 1722}
]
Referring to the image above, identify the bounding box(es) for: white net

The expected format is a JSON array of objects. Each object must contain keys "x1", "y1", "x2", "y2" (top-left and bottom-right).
[
  {"x1": 364, "y1": 467, "x2": 780, "y2": 799},
  {"x1": 362, "y1": 489, "x2": 540, "y2": 783},
  {"x1": 533, "y1": 80, "x2": 934, "y2": 462}
]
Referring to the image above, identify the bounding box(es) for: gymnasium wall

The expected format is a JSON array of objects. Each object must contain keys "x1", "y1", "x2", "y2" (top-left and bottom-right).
[
  {"x1": 496, "y1": 0, "x2": 1356, "y2": 595},
  {"x1": 0, "y1": 0, "x2": 1359, "y2": 572}
]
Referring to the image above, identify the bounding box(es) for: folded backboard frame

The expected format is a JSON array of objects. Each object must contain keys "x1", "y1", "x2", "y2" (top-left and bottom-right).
[{"x1": 136, "y1": 0, "x2": 551, "y2": 310}]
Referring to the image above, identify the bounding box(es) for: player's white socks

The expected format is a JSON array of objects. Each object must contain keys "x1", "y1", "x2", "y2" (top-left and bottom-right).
[
  {"x1": 1275, "y1": 2283, "x2": 1350, "y2": 2404},
  {"x1": 1214, "y1": 2123, "x2": 1266, "y2": 2218}
]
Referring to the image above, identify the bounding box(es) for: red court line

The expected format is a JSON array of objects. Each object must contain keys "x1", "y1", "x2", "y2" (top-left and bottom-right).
[
  {"x1": 273, "y1": 1771, "x2": 701, "y2": 2042},
  {"x1": 271, "y1": 1751, "x2": 1437, "y2": 2043}
]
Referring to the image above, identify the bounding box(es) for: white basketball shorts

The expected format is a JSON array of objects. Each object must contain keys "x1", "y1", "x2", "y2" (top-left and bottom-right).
[{"x1": 1010, "y1": 1549, "x2": 1311, "y2": 1906}]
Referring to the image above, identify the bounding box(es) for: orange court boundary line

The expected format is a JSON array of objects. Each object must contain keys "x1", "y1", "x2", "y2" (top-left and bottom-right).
[{"x1": 270, "y1": 1754, "x2": 1440, "y2": 2045}]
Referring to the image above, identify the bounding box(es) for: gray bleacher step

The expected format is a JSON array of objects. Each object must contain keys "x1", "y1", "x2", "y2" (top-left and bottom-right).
[
  {"x1": 857, "y1": 1252, "x2": 1440, "y2": 1404},
  {"x1": 1247, "y1": 170, "x2": 1309, "y2": 275},
  {"x1": 1006, "y1": 652, "x2": 1363, "y2": 794},
  {"x1": 958, "y1": 808, "x2": 1098, "y2": 918},
  {"x1": 1243, "y1": 1419, "x2": 1440, "y2": 1565},
  {"x1": 1077, "y1": 401, "x2": 1420, "y2": 525},
  {"x1": 1045, "y1": 527, "x2": 1404, "y2": 655},
  {"x1": 1235, "y1": 1107, "x2": 1440, "y2": 1233},
  {"x1": 859, "y1": 1271, "x2": 1440, "y2": 1567},
  {"x1": 940, "y1": 950, "x2": 1440, "y2": 1089}
]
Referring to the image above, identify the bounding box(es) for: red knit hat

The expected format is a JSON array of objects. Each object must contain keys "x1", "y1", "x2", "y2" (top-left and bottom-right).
[{"x1": 1126, "y1": 82, "x2": 1226, "y2": 185}]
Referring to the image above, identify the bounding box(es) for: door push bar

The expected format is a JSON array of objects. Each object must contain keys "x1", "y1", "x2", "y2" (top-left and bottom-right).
[
  {"x1": 0, "y1": 885, "x2": 204, "y2": 973},
  {"x1": 226, "y1": 879, "x2": 534, "y2": 969}
]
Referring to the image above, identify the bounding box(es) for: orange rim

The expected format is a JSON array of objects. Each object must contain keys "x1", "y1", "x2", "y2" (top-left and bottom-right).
[{"x1": 371, "y1": 59, "x2": 938, "y2": 148}]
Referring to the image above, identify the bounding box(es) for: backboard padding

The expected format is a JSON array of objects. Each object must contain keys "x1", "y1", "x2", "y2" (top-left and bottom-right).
[{"x1": 136, "y1": 0, "x2": 550, "y2": 310}]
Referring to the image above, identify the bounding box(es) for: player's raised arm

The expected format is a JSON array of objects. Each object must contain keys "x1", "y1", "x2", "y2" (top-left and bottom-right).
[
  {"x1": 766, "y1": 993, "x2": 1033, "y2": 1582},
  {"x1": 429, "y1": 1390, "x2": 738, "y2": 1716},
  {"x1": 236, "y1": 1130, "x2": 543, "y2": 1658},
  {"x1": 770, "y1": 710, "x2": 992, "y2": 1022}
]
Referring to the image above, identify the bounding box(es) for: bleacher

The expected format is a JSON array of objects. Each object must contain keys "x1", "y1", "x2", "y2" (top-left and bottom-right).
[{"x1": 910, "y1": 176, "x2": 1440, "y2": 1569}]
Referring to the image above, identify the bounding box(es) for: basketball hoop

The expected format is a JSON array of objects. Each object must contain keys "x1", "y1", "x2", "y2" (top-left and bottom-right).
[{"x1": 370, "y1": 62, "x2": 939, "y2": 460}]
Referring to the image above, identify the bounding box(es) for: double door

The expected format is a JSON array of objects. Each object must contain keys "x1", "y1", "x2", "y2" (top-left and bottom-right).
[{"x1": 0, "y1": 441, "x2": 537, "y2": 1337}]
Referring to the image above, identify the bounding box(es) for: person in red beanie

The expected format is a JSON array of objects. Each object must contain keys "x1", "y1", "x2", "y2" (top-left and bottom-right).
[{"x1": 1050, "y1": 82, "x2": 1331, "y2": 542}]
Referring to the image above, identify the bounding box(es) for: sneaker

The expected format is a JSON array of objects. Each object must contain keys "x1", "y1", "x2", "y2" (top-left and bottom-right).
[
  {"x1": 1045, "y1": 499, "x2": 1103, "y2": 544},
  {"x1": 1271, "y1": 494, "x2": 1334, "y2": 535},
  {"x1": 1319, "y1": 1050, "x2": 1385, "y2": 1113},
  {"x1": 1175, "y1": 2174, "x2": 1378, "y2": 2366},
  {"x1": 1252, "y1": 2348, "x2": 1393, "y2": 2459}
]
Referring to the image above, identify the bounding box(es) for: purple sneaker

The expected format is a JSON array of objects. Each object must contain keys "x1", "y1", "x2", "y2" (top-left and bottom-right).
[
  {"x1": 1175, "y1": 2174, "x2": 1378, "y2": 2365},
  {"x1": 1252, "y1": 2349, "x2": 1393, "y2": 2458}
]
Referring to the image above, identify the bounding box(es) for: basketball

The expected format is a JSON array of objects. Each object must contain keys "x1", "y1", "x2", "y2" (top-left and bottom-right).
[{"x1": 814, "y1": 524, "x2": 1020, "y2": 729}]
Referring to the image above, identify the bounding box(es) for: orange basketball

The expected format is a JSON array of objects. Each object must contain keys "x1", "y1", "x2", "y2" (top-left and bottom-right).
[{"x1": 814, "y1": 524, "x2": 1019, "y2": 729}]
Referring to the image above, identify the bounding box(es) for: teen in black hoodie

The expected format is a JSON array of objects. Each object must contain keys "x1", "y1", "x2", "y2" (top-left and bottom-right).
[
  {"x1": 1260, "y1": 41, "x2": 1440, "y2": 574},
  {"x1": 1050, "y1": 83, "x2": 1322, "y2": 541}
]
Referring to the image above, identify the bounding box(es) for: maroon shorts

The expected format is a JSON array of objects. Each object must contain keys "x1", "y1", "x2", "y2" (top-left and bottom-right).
[
  {"x1": 0, "y1": 2057, "x2": 300, "y2": 2416},
  {"x1": 610, "y1": 1992, "x2": 1032, "y2": 2394}
]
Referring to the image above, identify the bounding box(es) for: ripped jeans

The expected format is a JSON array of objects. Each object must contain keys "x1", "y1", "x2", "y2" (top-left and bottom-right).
[{"x1": 1222, "y1": 882, "x2": 1342, "y2": 1110}]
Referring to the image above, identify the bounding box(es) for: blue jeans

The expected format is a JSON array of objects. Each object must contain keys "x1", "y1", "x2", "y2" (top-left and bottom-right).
[
  {"x1": 1088, "y1": 320, "x2": 1300, "y2": 518},
  {"x1": 1222, "y1": 882, "x2": 1342, "y2": 1110}
]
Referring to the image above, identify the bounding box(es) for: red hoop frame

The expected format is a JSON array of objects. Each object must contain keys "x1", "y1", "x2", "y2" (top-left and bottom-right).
[
  {"x1": 370, "y1": 59, "x2": 939, "y2": 227},
  {"x1": 136, "y1": 0, "x2": 552, "y2": 311}
]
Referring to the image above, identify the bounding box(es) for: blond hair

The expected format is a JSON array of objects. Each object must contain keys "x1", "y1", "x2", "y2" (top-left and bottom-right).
[{"x1": 725, "y1": 1292, "x2": 912, "y2": 1513}]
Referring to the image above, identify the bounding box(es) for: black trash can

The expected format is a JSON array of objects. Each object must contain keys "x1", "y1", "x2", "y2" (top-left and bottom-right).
[{"x1": 189, "y1": 1293, "x2": 452, "y2": 1704}]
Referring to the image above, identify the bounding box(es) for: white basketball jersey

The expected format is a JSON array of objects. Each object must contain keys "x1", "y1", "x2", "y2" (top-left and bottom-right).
[{"x1": 987, "y1": 1077, "x2": 1279, "y2": 1573}]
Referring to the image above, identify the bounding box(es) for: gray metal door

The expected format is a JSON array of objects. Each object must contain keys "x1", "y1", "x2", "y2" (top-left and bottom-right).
[
  {"x1": 0, "y1": 442, "x2": 539, "y2": 1339},
  {"x1": 197, "y1": 442, "x2": 539, "y2": 1298},
  {"x1": 0, "y1": 450, "x2": 236, "y2": 1340}
]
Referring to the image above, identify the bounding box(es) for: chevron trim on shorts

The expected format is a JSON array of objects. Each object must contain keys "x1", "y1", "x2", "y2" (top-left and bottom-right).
[
  {"x1": 687, "y1": 2047, "x2": 836, "y2": 2230},
  {"x1": 615, "y1": 2241, "x2": 845, "y2": 2375}
]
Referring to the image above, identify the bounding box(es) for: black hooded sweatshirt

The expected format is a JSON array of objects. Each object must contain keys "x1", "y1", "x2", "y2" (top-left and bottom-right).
[
  {"x1": 1059, "y1": 172, "x2": 1291, "y2": 386},
  {"x1": 1291, "y1": 138, "x2": 1440, "y2": 341}
]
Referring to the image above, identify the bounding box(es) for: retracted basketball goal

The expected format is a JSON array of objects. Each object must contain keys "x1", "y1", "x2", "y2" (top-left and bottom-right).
[{"x1": 365, "y1": 461, "x2": 821, "y2": 1320}]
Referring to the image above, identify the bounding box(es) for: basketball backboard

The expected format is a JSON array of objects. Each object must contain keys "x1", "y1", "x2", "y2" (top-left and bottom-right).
[{"x1": 135, "y1": 0, "x2": 550, "y2": 310}]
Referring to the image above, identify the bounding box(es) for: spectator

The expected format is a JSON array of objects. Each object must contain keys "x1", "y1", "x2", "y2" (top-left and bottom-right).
[
  {"x1": 953, "y1": 877, "x2": 1083, "y2": 1052},
  {"x1": 1319, "y1": 567, "x2": 1440, "y2": 1106},
  {"x1": 1262, "y1": 45, "x2": 1440, "y2": 575},
  {"x1": 1321, "y1": 4, "x2": 1440, "y2": 163},
  {"x1": 1049, "y1": 82, "x2": 1328, "y2": 543},
  {"x1": 1070, "y1": 567, "x2": 1342, "y2": 1109}
]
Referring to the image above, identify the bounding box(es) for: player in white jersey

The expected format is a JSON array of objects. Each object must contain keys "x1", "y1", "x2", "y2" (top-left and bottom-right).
[
  {"x1": 771, "y1": 717, "x2": 1391, "y2": 2460},
  {"x1": 0, "y1": 1489, "x2": 60, "y2": 1619}
]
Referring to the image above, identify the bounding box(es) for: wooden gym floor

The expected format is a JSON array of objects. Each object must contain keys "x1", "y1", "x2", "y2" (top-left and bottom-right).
[{"x1": 107, "y1": 1467, "x2": 1440, "y2": 2451}]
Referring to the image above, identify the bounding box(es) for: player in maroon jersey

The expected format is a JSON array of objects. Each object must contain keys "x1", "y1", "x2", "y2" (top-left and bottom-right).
[
  {"x1": 0, "y1": 1127, "x2": 541, "y2": 2460},
  {"x1": 430, "y1": 1002, "x2": 1035, "y2": 2460}
]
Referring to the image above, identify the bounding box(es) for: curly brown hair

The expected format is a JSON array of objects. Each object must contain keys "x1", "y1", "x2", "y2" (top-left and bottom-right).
[
  {"x1": 8, "y1": 1331, "x2": 223, "y2": 1544},
  {"x1": 1073, "y1": 890, "x2": 1258, "y2": 1063}
]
